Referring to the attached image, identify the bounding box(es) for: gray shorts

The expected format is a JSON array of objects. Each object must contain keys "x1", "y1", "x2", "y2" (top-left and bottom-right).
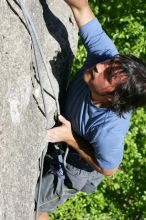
[{"x1": 35, "y1": 154, "x2": 104, "y2": 213}]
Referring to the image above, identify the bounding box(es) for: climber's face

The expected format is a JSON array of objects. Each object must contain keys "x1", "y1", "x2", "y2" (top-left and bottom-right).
[
  {"x1": 83, "y1": 60, "x2": 116, "y2": 94},
  {"x1": 83, "y1": 60, "x2": 127, "y2": 102}
]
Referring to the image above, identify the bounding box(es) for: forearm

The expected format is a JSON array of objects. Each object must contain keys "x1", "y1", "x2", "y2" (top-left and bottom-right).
[
  {"x1": 47, "y1": 115, "x2": 117, "y2": 176},
  {"x1": 64, "y1": 0, "x2": 95, "y2": 27},
  {"x1": 67, "y1": 133, "x2": 117, "y2": 176},
  {"x1": 67, "y1": 133, "x2": 102, "y2": 172}
]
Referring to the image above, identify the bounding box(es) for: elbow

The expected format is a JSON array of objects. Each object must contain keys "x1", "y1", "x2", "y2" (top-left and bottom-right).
[{"x1": 101, "y1": 168, "x2": 118, "y2": 176}]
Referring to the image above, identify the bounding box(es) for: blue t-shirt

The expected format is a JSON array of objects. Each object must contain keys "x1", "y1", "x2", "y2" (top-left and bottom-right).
[{"x1": 64, "y1": 18, "x2": 131, "y2": 171}]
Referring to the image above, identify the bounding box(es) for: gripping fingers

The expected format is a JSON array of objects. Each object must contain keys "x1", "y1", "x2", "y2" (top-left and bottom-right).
[
  {"x1": 47, "y1": 131, "x2": 58, "y2": 143},
  {"x1": 58, "y1": 115, "x2": 70, "y2": 126}
]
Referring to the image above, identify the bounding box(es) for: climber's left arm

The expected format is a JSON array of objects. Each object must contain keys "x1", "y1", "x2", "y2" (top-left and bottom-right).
[{"x1": 47, "y1": 115, "x2": 117, "y2": 176}]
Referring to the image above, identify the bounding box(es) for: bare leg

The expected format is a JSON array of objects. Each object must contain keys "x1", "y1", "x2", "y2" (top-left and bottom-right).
[{"x1": 34, "y1": 212, "x2": 50, "y2": 220}]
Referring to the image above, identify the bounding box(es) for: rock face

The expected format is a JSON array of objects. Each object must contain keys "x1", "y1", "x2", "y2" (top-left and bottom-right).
[{"x1": 0, "y1": 0, "x2": 78, "y2": 219}]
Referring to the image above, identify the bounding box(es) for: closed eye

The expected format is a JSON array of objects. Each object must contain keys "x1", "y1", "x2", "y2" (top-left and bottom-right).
[{"x1": 93, "y1": 66, "x2": 98, "y2": 73}]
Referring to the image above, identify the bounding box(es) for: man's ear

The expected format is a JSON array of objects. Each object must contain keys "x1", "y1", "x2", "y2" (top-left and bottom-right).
[
  {"x1": 112, "y1": 73, "x2": 128, "y2": 84},
  {"x1": 119, "y1": 74, "x2": 128, "y2": 83}
]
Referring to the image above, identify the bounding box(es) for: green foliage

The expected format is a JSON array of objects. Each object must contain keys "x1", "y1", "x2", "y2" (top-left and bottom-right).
[
  {"x1": 51, "y1": 1, "x2": 146, "y2": 219},
  {"x1": 71, "y1": 0, "x2": 146, "y2": 76}
]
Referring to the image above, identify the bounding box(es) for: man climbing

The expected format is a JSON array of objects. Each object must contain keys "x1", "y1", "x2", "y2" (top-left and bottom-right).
[{"x1": 36, "y1": 0, "x2": 146, "y2": 219}]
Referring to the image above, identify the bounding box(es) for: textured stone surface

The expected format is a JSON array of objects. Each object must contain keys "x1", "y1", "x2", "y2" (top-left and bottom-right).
[{"x1": 0, "y1": 0, "x2": 77, "y2": 219}]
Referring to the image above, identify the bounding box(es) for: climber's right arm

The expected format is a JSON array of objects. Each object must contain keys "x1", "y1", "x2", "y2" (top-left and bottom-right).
[{"x1": 64, "y1": 0, "x2": 95, "y2": 27}]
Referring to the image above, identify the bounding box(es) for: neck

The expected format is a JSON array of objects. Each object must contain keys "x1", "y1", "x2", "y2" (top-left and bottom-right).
[{"x1": 91, "y1": 92, "x2": 111, "y2": 107}]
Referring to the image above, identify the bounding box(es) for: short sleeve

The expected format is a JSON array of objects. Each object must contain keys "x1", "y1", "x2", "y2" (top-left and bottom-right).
[
  {"x1": 88, "y1": 112, "x2": 131, "y2": 169},
  {"x1": 91, "y1": 130, "x2": 124, "y2": 169},
  {"x1": 79, "y1": 18, "x2": 118, "y2": 62}
]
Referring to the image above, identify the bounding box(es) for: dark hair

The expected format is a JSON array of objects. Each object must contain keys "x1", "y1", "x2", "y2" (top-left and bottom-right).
[{"x1": 108, "y1": 54, "x2": 146, "y2": 116}]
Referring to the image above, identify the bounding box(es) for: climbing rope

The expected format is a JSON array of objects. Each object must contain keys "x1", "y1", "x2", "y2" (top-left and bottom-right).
[
  {"x1": 18, "y1": 1, "x2": 69, "y2": 219},
  {"x1": 18, "y1": 0, "x2": 60, "y2": 118}
]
